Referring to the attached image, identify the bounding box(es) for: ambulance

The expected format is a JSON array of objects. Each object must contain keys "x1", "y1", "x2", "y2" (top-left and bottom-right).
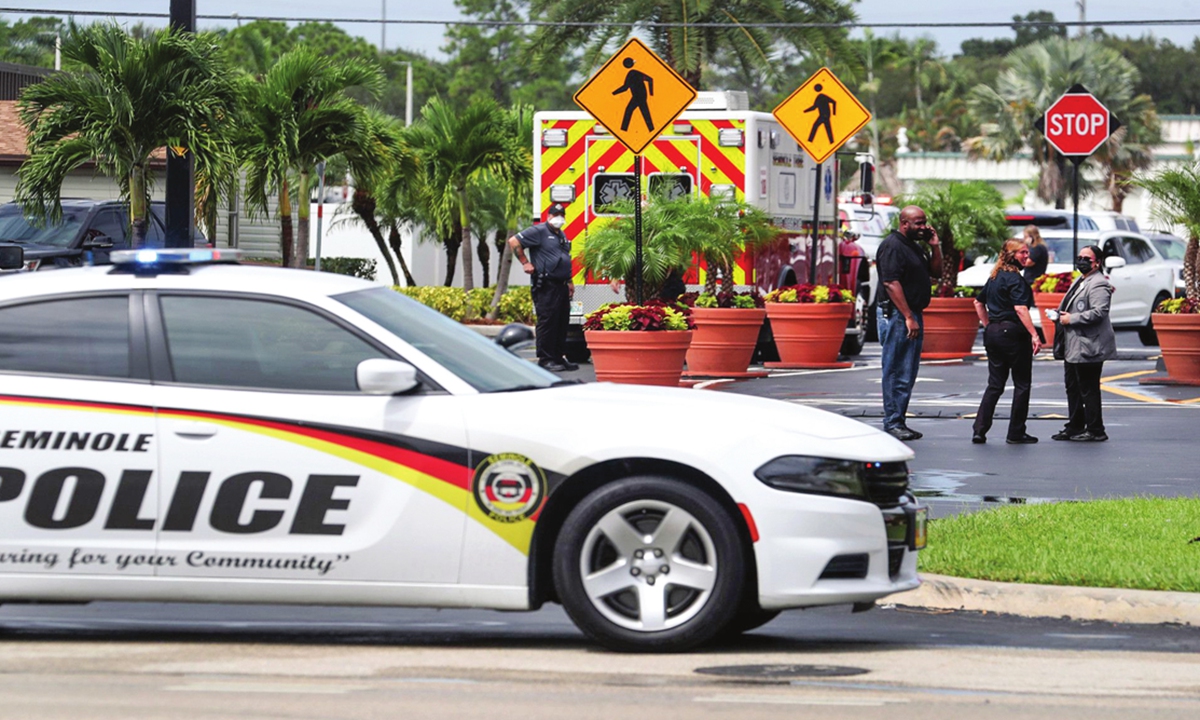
[{"x1": 532, "y1": 91, "x2": 873, "y2": 359}]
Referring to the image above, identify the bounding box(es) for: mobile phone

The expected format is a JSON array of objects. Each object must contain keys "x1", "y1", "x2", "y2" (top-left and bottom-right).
[{"x1": 1044, "y1": 309, "x2": 1059, "y2": 322}]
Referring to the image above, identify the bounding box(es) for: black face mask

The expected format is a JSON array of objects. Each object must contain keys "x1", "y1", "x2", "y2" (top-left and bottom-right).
[{"x1": 1075, "y1": 256, "x2": 1095, "y2": 273}]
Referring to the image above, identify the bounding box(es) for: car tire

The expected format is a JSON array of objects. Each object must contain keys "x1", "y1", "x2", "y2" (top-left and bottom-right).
[
  {"x1": 553, "y1": 476, "x2": 744, "y2": 652},
  {"x1": 1138, "y1": 293, "x2": 1172, "y2": 346},
  {"x1": 840, "y1": 294, "x2": 868, "y2": 356}
]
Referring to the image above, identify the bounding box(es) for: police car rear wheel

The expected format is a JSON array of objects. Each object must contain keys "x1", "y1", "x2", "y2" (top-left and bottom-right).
[{"x1": 553, "y1": 476, "x2": 743, "y2": 652}]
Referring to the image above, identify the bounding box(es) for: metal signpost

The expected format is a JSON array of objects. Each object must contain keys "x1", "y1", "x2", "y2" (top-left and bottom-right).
[
  {"x1": 1035, "y1": 84, "x2": 1121, "y2": 260},
  {"x1": 165, "y1": 0, "x2": 196, "y2": 249},
  {"x1": 773, "y1": 68, "x2": 871, "y2": 284},
  {"x1": 573, "y1": 38, "x2": 697, "y2": 303}
]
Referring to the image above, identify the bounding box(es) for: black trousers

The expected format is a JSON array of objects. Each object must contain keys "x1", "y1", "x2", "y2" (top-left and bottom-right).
[
  {"x1": 533, "y1": 280, "x2": 570, "y2": 364},
  {"x1": 1064, "y1": 361, "x2": 1105, "y2": 434},
  {"x1": 973, "y1": 320, "x2": 1033, "y2": 439}
]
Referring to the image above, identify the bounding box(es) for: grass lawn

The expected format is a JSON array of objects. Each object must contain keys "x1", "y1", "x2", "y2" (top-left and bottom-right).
[{"x1": 917, "y1": 497, "x2": 1200, "y2": 593}]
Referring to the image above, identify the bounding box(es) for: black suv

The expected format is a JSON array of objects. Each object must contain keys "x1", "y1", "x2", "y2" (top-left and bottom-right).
[{"x1": 0, "y1": 199, "x2": 208, "y2": 271}]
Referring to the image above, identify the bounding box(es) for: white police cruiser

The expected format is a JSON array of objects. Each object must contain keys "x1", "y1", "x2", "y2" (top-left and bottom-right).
[{"x1": 0, "y1": 249, "x2": 925, "y2": 651}]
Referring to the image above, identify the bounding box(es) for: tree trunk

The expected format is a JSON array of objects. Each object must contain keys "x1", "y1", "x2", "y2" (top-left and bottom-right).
[
  {"x1": 387, "y1": 224, "x2": 417, "y2": 287},
  {"x1": 940, "y1": 229, "x2": 960, "y2": 292},
  {"x1": 130, "y1": 165, "x2": 148, "y2": 247},
  {"x1": 703, "y1": 254, "x2": 719, "y2": 295},
  {"x1": 477, "y1": 232, "x2": 491, "y2": 288},
  {"x1": 294, "y1": 169, "x2": 310, "y2": 269},
  {"x1": 279, "y1": 178, "x2": 294, "y2": 267},
  {"x1": 488, "y1": 238, "x2": 515, "y2": 321},
  {"x1": 720, "y1": 261, "x2": 735, "y2": 296},
  {"x1": 351, "y1": 188, "x2": 399, "y2": 285},
  {"x1": 443, "y1": 219, "x2": 461, "y2": 287},
  {"x1": 1185, "y1": 234, "x2": 1199, "y2": 304},
  {"x1": 459, "y1": 190, "x2": 475, "y2": 295}
]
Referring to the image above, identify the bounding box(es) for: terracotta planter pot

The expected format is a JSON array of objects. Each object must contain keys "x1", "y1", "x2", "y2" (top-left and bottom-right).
[
  {"x1": 1035, "y1": 291, "x2": 1067, "y2": 348},
  {"x1": 684, "y1": 307, "x2": 767, "y2": 377},
  {"x1": 585, "y1": 330, "x2": 693, "y2": 386},
  {"x1": 920, "y1": 296, "x2": 980, "y2": 360},
  {"x1": 1153, "y1": 313, "x2": 1200, "y2": 384},
  {"x1": 763, "y1": 302, "x2": 853, "y2": 368}
]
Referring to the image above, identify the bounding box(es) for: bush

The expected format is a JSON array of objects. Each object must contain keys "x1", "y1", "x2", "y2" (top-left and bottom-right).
[
  {"x1": 396, "y1": 286, "x2": 535, "y2": 324},
  {"x1": 306, "y1": 257, "x2": 377, "y2": 280}
]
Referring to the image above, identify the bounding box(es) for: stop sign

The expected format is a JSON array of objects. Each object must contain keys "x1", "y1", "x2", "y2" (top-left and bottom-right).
[{"x1": 1042, "y1": 91, "x2": 1112, "y2": 157}]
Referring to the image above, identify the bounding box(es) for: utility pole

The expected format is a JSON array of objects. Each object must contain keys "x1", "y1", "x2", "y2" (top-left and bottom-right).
[
  {"x1": 1076, "y1": 0, "x2": 1087, "y2": 37},
  {"x1": 165, "y1": 0, "x2": 196, "y2": 249},
  {"x1": 381, "y1": 1, "x2": 387, "y2": 52},
  {"x1": 397, "y1": 61, "x2": 413, "y2": 126}
]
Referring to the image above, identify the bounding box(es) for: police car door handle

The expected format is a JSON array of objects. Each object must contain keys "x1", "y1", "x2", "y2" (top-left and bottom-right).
[{"x1": 172, "y1": 421, "x2": 219, "y2": 439}]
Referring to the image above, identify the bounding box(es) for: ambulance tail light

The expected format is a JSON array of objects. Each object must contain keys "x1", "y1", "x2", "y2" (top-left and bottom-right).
[
  {"x1": 549, "y1": 185, "x2": 577, "y2": 203},
  {"x1": 718, "y1": 129, "x2": 744, "y2": 147},
  {"x1": 541, "y1": 129, "x2": 568, "y2": 147}
]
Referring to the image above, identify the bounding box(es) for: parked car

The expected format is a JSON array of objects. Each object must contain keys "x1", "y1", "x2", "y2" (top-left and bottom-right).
[
  {"x1": 839, "y1": 202, "x2": 899, "y2": 342},
  {"x1": 0, "y1": 249, "x2": 926, "y2": 652},
  {"x1": 0, "y1": 200, "x2": 208, "y2": 271},
  {"x1": 1146, "y1": 232, "x2": 1188, "y2": 298},
  {"x1": 958, "y1": 229, "x2": 1176, "y2": 345},
  {"x1": 1005, "y1": 209, "x2": 1100, "y2": 233}
]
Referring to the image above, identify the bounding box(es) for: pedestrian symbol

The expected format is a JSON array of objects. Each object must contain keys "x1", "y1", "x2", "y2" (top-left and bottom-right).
[
  {"x1": 574, "y1": 38, "x2": 697, "y2": 155},
  {"x1": 774, "y1": 68, "x2": 871, "y2": 165}
]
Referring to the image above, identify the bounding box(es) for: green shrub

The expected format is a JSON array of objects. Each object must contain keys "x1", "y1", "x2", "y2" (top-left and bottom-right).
[
  {"x1": 306, "y1": 257, "x2": 377, "y2": 280},
  {"x1": 394, "y1": 286, "x2": 535, "y2": 324}
]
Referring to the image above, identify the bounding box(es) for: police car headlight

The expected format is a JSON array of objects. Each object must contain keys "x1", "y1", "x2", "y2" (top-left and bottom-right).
[{"x1": 754, "y1": 455, "x2": 865, "y2": 499}]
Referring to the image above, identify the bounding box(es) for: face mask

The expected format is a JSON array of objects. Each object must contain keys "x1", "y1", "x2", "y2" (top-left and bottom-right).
[
  {"x1": 548, "y1": 216, "x2": 565, "y2": 229},
  {"x1": 1075, "y1": 256, "x2": 1094, "y2": 273}
]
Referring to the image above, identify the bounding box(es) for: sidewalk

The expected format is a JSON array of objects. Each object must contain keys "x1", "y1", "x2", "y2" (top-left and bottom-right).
[{"x1": 891, "y1": 573, "x2": 1200, "y2": 626}]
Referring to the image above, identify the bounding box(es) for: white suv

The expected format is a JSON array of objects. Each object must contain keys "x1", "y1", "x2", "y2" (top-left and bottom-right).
[{"x1": 958, "y1": 230, "x2": 1176, "y2": 344}]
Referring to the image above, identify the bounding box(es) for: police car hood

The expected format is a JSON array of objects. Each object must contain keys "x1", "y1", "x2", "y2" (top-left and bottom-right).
[{"x1": 468, "y1": 381, "x2": 912, "y2": 466}]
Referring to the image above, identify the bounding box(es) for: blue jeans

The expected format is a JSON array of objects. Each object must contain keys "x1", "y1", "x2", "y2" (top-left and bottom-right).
[{"x1": 878, "y1": 307, "x2": 923, "y2": 431}]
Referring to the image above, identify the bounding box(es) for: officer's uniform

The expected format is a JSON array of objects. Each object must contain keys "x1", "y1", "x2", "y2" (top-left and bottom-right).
[{"x1": 514, "y1": 207, "x2": 574, "y2": 370}]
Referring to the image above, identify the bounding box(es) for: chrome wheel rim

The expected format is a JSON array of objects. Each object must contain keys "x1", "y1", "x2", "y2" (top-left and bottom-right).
[{"x1": 579, "y1": 499, "x2": 718, "y2": 632}]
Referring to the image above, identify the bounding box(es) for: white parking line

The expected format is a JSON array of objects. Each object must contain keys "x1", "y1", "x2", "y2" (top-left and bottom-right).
[{"x1": 694, "y1": 694, "x2": 904, "y2": 706}]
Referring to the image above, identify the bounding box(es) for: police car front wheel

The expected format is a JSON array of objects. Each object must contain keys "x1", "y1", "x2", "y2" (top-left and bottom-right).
[{"x1": 553, "y1": 476, "x2": 744, "y2": 652}]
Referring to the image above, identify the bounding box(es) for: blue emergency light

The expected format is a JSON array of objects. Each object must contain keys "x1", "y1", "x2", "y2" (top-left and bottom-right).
[{"x1": 112, "y1": 248, "x2": 244, "y2": 266}]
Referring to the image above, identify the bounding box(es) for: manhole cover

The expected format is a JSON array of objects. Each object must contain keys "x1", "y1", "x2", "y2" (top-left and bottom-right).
[{"x1": 695, "y1": 664, "x2": 869, "y2": 679}]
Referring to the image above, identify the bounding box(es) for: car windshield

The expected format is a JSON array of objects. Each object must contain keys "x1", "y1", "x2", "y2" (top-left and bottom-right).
[
  {"x1": 335, "y1": 286, "x2": 558, "y2": 393},
  {"x1": 0, "y1": 205, "x2": 85, "y2": 247},
  {"x1": 1152, "y1": 238, "x2": 1187, "y2": 261}
]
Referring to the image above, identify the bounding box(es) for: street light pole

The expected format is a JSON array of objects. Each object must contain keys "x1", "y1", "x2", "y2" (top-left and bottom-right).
[
  {"x1": 397, "y1": 61, "x2": 413, "y2": 126},
  {"x1": 381, "y1": 1, "x2": 386, "y2": 52}
]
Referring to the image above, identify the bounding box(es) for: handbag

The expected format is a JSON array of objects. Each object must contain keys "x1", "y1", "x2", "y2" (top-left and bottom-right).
[{"x1": 1052, "y1": 319, "x2": 1066, "y2": 360}]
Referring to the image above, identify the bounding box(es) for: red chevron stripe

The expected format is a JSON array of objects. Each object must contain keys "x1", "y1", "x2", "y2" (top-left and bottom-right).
[
  {"x1": 700, "y1": 141, "x2": 745, "y2": 189},
  {"x1": 542, "y1": 139, "x2": 586, "y2": 191}
]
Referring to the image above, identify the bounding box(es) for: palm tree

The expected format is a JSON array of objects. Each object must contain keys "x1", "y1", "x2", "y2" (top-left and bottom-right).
[
  {"x1": 900, "y1": 37, "x2": 943, "y2": 121},
  {"x1": 240, "y1": 47, "x2": 383, "y2": 267},
  {"x1": 898, "y1": 181, "x2": 1009, "y2": 293},
  {"x1": 852, "y1": 29, "x2": 905, "y2": 159},
  {"x1": 485, "y1": 104, "x2": 535, "y2": 318},
  {"x1": 403, "y1": 96, "x2": 523, "y2": 297},
  {"x1": 966, "y1": 37, "x2": 1161, "y2": 210},
  {"x1": 528, "y1": 0, "x2": 857, "y2": 89},
  {"x1": 1135, "y1": 165, "x2": 1200, "y2": 302},
  {"x1": 15, "y1": 22, "x2": 239, "y2": 245}
]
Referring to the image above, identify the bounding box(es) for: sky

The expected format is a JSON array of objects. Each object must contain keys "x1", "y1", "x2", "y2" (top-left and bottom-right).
[{"x1": 3, "y1": 1, "x2": 1200, "y2": 60}]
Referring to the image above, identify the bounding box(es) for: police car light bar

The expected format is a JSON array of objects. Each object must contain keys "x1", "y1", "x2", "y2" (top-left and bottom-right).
[{"x1": 112, "y1": 248, "x2": 244, "y2": 266}]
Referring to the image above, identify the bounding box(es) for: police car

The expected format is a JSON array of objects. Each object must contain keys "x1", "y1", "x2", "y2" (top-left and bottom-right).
[{"x1": 0, "y1": 249, "x2": 925, "y2": 652}]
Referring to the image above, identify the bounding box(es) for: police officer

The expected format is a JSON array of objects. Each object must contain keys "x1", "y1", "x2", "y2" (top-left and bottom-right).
[{"x1": 508, "y1": 203, "x2": 577, "y2": 372}]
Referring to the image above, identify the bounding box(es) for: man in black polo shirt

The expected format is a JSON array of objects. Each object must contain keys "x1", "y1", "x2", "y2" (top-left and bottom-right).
[
  {"x1": 508, "y1": 203, "x2": 577, "y2": 372},
  {"x1": 875, "y1": 205, "x2": 942, "y2": 441}
]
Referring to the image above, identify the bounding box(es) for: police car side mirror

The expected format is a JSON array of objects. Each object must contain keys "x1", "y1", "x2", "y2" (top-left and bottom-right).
[
  {"x1": 356, "y1": 358, "x2": 420, "y2": 395},
  {"x1": 0, "y1": 244, "x2": 22, "y2": 270},
  {"x1": 1104, "y1": 255, "x2": 1126, "y2": 270}
]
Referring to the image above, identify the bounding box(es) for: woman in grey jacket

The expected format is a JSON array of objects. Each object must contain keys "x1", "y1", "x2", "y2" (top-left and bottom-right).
[{"x1": 1053, "y1": 245, "x2": 1117, "y2": 441}]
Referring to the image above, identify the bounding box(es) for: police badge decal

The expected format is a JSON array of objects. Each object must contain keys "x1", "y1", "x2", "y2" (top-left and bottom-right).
[{"x1": 471, "y1": 453, "x2": 547, "y2": 523}]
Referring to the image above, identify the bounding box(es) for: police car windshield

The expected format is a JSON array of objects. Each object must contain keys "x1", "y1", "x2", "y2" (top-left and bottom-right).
[
  {"x1": 0, "y1": 204, "x2": 85, "y2": 247},
  {"x1": 335, "y1": 287, "x2": 559, "y2": 393}
]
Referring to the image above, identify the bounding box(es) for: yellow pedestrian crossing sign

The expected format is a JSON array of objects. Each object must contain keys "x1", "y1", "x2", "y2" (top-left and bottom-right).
[
  {"x1": 773, "y1": 67, "x2": 871, "y2": 164},
  {"x1": 573, "y1": 38, "x2": 697, "y2": 155}
]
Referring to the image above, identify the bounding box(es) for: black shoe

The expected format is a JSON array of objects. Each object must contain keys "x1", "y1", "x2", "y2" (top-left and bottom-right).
[
  {"x1": 1070, "y1": 431, "x2": 1108, "y2": 442},
  {"x1": 971, "y1": 433, "x2": 986, "y2": 444},
  {"x1": 903, "y1": 426, "x2": 923, "y2": 440},
  {"x1": 558, "y1": 359, "x2": 580, "y2": 371},
  {"x1": 886, "y1": 427, "x2": 918, "y2": 441},
  {"x1": 538, "y1": 360, "x2": 568, "y2": 372},
  {"x1": 1006, "y1": 433, "x2": 1039, "y2": 444},
  {"x1": 1051, "y1": 429, "x2": 1082, "y2": 441}
]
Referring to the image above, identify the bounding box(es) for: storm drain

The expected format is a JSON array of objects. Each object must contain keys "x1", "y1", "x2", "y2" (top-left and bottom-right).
[{"x1": 695, "y1": 664, "x2": 869, "y2": 679}]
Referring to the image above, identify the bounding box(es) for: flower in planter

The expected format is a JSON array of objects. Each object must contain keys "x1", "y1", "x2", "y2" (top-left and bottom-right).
[
  {"x1": 764, "y1": 284, "x2": 853, "y2": 304},
  {"x1": 681, "y1": 291, "x2": 764, "y2": 309},
  {"x1": 584, "y1": 301, "x2": 695, "y2": 331},
  {"x1": 1156, "y1": 297, "x2": 1200, "y2": 314},
  {"x1": 931, "y1": 284, "x2": 979, "y2": 299},
  {"x1": 1033, "y1": 271, "x2": 1080, "y2": 293}
]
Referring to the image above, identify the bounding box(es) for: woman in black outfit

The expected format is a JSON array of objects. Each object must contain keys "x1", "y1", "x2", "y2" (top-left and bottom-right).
[
  {"x1": 972, "y1": 239, "x2": 1043, "y2": 444},
  {"x1": 1022, "y1": 225, "x2": 1049, "y2": 284}
]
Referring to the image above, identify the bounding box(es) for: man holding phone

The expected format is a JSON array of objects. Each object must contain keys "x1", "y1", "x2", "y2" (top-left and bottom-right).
[{"x1": 875, "y1": 205, "x2": 943, "y2": 441}]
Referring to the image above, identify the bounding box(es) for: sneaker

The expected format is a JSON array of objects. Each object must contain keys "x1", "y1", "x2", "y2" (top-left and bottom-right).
[
  {"x1": 1052, "y1": 428, "x2": 1083, "y2": 441},
  {"x1": 971, "y1": 433, "x2": 986, "y2": 444},
  {"x1": 1069, "y1": 431, "x2": 1108, "y2": 442},
  {"x1": 886, "y1": 427, "x2": 919, "y2": 441},
  {"x1": 558, "y1": 358, "x2": 580, "y2": 371},
  {"x1": 1006, "y1": 434, "x2": 1039, "y2": 444},
  {"x1": 902, "y1": 426, "x2": 923, "y2": 440},
  {"x1": 538, "y1": 360, "x2": 568, "y2": 372}
]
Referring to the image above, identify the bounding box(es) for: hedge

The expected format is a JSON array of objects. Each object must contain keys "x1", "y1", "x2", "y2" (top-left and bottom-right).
[{"x1": 395, "y1": 286, "x2": 535, "y2": 325}]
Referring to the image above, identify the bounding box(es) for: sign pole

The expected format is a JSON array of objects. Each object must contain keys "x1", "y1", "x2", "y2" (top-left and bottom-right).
[
  {"x1": 810, "y1": 162, "x2": 822, "y2": 285},
  {"x1": 634, "y1": 155, "x2": 644, "y2": 304},
  {"x1": 1071, "y1": 158, "x2": 1082, "y2": 261}
]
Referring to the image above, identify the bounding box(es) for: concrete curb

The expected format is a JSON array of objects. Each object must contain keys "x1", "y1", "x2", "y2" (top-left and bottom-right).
[{"x1": 889, "y1": 574, "x2": 1200, "y2": 626}]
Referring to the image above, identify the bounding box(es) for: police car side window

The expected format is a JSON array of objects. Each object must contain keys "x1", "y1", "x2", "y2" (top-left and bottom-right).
[
  {"x1": 0, "y1": 296, "x2": 130, "y2": 378},
  {"x1": 159, "y1": 296, "x2": 387, "y2": 392}
]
